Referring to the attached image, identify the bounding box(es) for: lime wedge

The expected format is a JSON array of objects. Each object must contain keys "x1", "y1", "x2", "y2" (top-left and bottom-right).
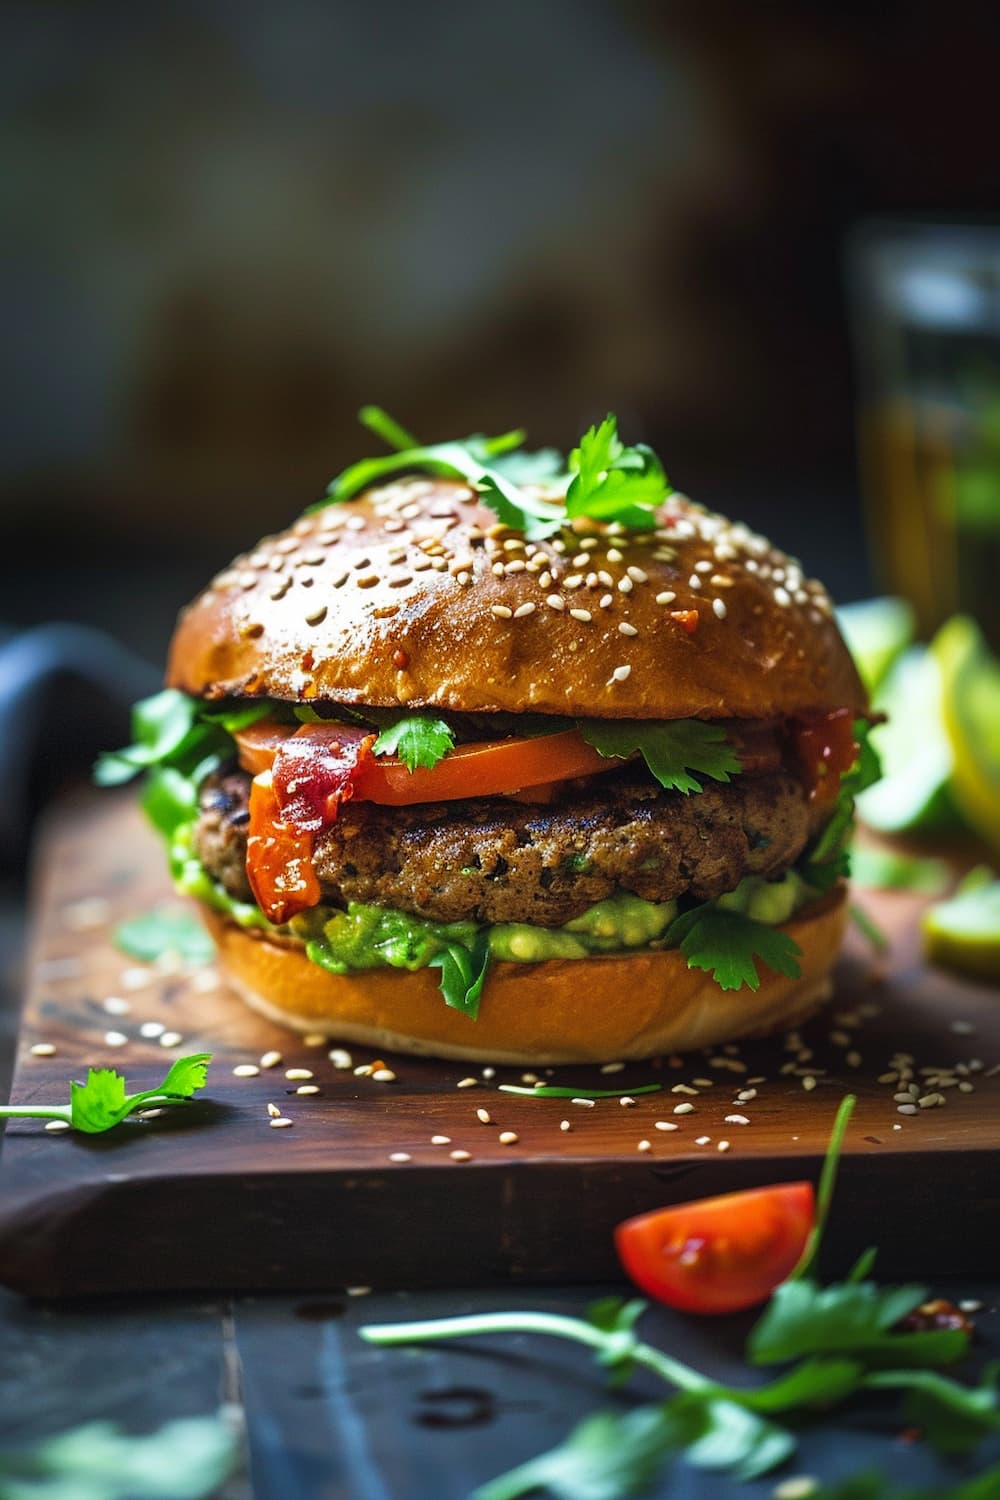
[
  {"x1": 932, "y1": 615, "x2": 1000, "y2": 853},
  {"x1": 837, "y1": 596, "x2": 915, "y2": 696},
  {"x1": 858, "y1": 647, "x2": 962, "y2": 834},
  {"x1": 923, "y1": 876, "x2": 1000, "y2": 982}
]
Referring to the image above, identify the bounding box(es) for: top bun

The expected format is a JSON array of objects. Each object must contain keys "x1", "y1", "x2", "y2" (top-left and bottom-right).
[{"x1": 167, "y1": 479, "x2": 865, "y2": 721}]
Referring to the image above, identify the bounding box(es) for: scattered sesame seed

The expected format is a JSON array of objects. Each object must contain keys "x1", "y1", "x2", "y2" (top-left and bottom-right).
[
  {"x1": 449, "y1": 1149, "x2": 472, "y2": 1162},
  {"x1": 233, "y1": 1064, "x2": 260, "y2": 1078},
  {"x1": 959, "y1": 1299, "x2": 983, "y2": 1313},
  {"x1": 637, "y1": 1139, "x2": 652, "y2": 1153},
  {"x1": 104, "y1": 1031, "x2": 128, "y2": 1048},
  {"x1": 457, "y1": 1077, "x2": 478, "y2": 1089},
  {"x1": 285, "y1": 1068, "x2": 314, "y2": 1081},
  {"x1": 773, "y1": 1478, "x2": 820, "y2": 1500},
  {"x1": 717, "y1": 1139, "x2": 731, "y2": 1152},
  {"x1": 45, "y1": 1119, "x2": 71, "y2": 1133},
  {"x1": 600, "y1": 1061, "x2": 626, "y2": 1074},
  {"x1": 878, "y1": 1071, "x2": 899, "y2": 1084},
  {"x1": 370, "y1": 1067, "x2": 396, "y2": 1083},
  {"x1": 159, "y1": 1031, "x2": 183, "y2": 1049},
  {"x1": 671, "y1": 1083, "x2": 699, "y2": 1095},
  {"x1": 695, "y1": 1135, "x2": 711, "y2": 1146},
  {"x1": 606, "y1": 548, "x2": 624, "y2": 563},
  {"x1": 560, "y1": 1119, "x2": 572, "y2": 1131},
  {"x1": 139, "y1": 1021, "x2": 165, "y2": 1039},
  {"x1": 266, "y1": 1102, "x2": 282, "y2": 1118},
  {"x1": 688, "y1": 574, "x2": 702, "y2": 590},
  {"x1": 481, "y1": 1066, "x2": 496, "y2": 1079},
  {"x1": 569, "y1": 607, "x2": 592, "y2": 622},
  {"x1": 389, "y1": 1152, "x2": 411, "y2": 1163},
  {"x1": 346, "y1": 1285, "x2": 372, "y2": 1296},
  {"x1": 522, "y1": 1072, "x2": 539, "y2": 1084},
  {"x1": 269, "y1": 1117, "x2": 294, "y2": 1129},
  {"x1": 918, "y1": 1092, "x2": 946, "y2": 1108},
  {"x1": 846, "y1": 1051, "x2": 862, "y2": 1068},
  {"x1": 296, "y1": 1085, "x2": 320, "y2": 1096},
  {"x1": 692, "y1": 1077, "x2": 714, "y2": 1088},
  {"x1": 618, "y1": 621, "x2": 638, "y2": 636},
  {"x1": 959, "y1": 1081, "x2": 974, "y2": 1093},
  {"x1": 120, "y1": 968, "x2": 154, "y2": 991},
  {"x1": 627, "y1": 565, "x2": 648, "y2": 583},
  {"x1": 725, "y1": 1114, "x2": 751, "y2": 1126},
  {"x1": 736, "y1": 1088, "x2": 758, "y2": 1102},
  {"x1": 329, "y1": 1048, "x2": 353, "y2": 1070},
  {"x1": 304, "y1": 1033, "x2": 328, "y2": 1047},
  {"x1": 897, "y1": 1103, "x2": 918, "y2": 1115},
  {"x1": 610, "y1": 665, "x2": 631, "y2": 683},
  {"x1": 654, "y1": 1120, "x2": 678, "y2": 1131},
  {"x1": 103, "y1": 996, "x2": 130, "y2": 1016},
  {"x1": 950, "y1": 1020, "x2": 976, "y2": 1035},
  {"x1": 476, "y1": 1108, "x2": 492, "y2": 1124},
  {"x1": 499, "y1": 1131, "x2": 519, "y2": 1145},
  {"x1": 29, "y1": 1042, "x2": 56, "y2": 1057},
  {"x1": 712, "y1": 597, "x2": 727, "y2": 619},
  {"x1": 571, "y1": 1097, "x2": 597, "y2": 1108},
  {"x1": 619, "y1": 1096, "x2": 637, "y2": 1108},
  {"x1": 431, "y1": 1135, "x2": 451, "y2": 1145},
  {"x1": 673, "y1": 1102, "x2": 695, "y2": 1115},
  {"x1": 260, "y1": 1051, "x2": 282, "y2": 1069},
  {"x1": 490, "y1": 604, "x2": 513, "y2": 620},
  {"x1": 801, "y1": 1075, "x2": 817, "y2": 1091},
  {"x1": 656, "y1": 590, "x2": 677, "y2": 605}
]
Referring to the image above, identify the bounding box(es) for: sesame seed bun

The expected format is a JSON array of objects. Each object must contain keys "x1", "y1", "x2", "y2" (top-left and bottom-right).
[
  {"x1": 166, "y1": 481, "x2": 864, "y2": 720},
  {"x1": 199, "y1": 889, "x2": 848, "y2": 1065}
]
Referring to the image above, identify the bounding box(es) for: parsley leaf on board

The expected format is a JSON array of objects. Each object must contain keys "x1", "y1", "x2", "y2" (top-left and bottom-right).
[
  {"x1": 0, "y1": 1414, "x2": 240, "y2": 1500},
  {"x1": 372, "y1": 715, "x2": 455, "y2": 773},
  {"x1": 864, "y1": 1364, "x2": 1000, "y2": 1456},
  {"x1": 579, "y1": 719, "x2": 741, "y2": 796},
  {"x1": 747, "y1": 1279, "x2": 968, "y2": 1368},
  {"x1": 664, "y1": 905, "x2": 802, "y2": 992},
  {"x1": 0, "y1": 1054, "x2": 212, "y2": 1134},
  {"x1": 472, "y1": 1405, "x2": 682, "y2": 1500},
  {"x1": 114, "y1": 907, "x2": 215, "y2": 965}
]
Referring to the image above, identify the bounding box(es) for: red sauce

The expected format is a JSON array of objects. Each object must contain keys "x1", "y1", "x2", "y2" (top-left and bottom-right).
[
  {"x1": 246, "y1": 773, "x2": 322, "y2": 924},
  {"x1": 791, "y1": 707, "x2": 858, "y2": 804}
]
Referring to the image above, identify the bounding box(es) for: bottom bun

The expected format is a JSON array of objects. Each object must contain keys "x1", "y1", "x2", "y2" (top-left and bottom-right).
[{"x1": 200, "y1": 889, "x2": 848, "y2": 1065}]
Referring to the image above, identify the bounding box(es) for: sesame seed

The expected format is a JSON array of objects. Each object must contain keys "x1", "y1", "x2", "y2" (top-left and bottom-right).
[
  {"x1": 692, "y1": 1077, "x2": 714, "y2": 1087},
  {"x1": 285, "y1": 1068, "x2": 313, "y2": 1081},
  {"x1": 431, "y1": 1135, "x2": 451, "y2": 1145},
  {"x1": 773, "y1": 1478, "x2": 820, "y2": 1500},
  {"x1": 456, "y1": 571, "x2": 471, "y2": 586},
  {"x1": 599, "y1": 594, "x2": 614, "y2": 609},
  {"x1": 688, "y1": 574, "x2": 702, "y2": 590},
  {"x1": 499, "y1": 1131, "x2": 519, "y2": 1145},
  {"x1": 600, "y1": 1061, "x2": 625, "y2": 1074},
  {"x1": 304, "y1": 605, "x2": 328, "y2": 626},
  {"x1": 29, "y1": 1042, "x2": 56, "y2": 1057},
  {"x1": 522, "y1": 1072, "x2": 539, "y2": 1084},
  {"x1": 159, "y1": 1031, "x2": 183, "y2": 1049},
  {"x1": 637, "y1": 1139, "x2": 652, "y2": 1152},
  {"x1": 456, "y1": 1077, "x2": 478, "y2": 1089},
  {"x1": 717, "y1": 1139, "x2": 731, "y2": 1152},
  {"x1": 671, "y1": 1084, "x2": 699, "y2": 1095},
  {"x1": 897, "y1": 1103, "x2": 918, "y2": 1115},
  {"x1": 654, "y1": 1120, "x2": 678, "y2": 1131},
  {"x1": 546, "y1": 594, "x2": 565, "y2": 611},
  {"x1": 617, "y1": 576, "x2": 633, "y2": 594},
  {"x1": 140, "y1": 1021, "x2": 165, "y2": 1039},
  {"x1": 673, "y1": 1102, "x2": 695, "y2": 1115},
  {"x1": 774, "y1": 587, "x2": 792, "y2": 606},
  {"x1": 918, "y1": 1092, "x2": 946, "y2": 1108},
  {"x1": 725, "y1": 1114, "x2": 751, "y2": 1126},
  {"x1": 656, "y1": 591, "x2": 677, "y2": 605},
  {"x1": 736, "y1": 1088, "x2": 758, "y2": 1102},
  {"x1": 233, "y1": 1064, "x2": 260, "y2": 1078},
  {"x1": 610, "y1": 665, "x2": 631, "y2": 683},
  {"x1": 260, "y1": 1051, "x2": 282, "y2": 1069},
  {"x1": 481, "y1": 1066, "x2": 496, "y2": 1079},
  {"x1": 846, "y1": 1051, "x2": 862, "y2": 1067},
  {"x1": 303, "y1": 1033, "x2": 327, "y2": 1047},
  {"x1": 490, "y1": 605, "x2": 513, "y2": 620},
  {"x1": 619, "y1": 1096, "x2": 637, "y2": 1108},
  {"x1": 269, "y1": 1117, "x2": 294, "y2": 1129},
  {"x1": 389, "y1": 1152, "x2": 411, "y2": 1163},
  {"x1": 627, "y1": 565, "x2": 648, "y2": 583},
  {"x1": 959, "y1": 1081, "x2": 974, "y2": 1093},
  {"x1": 104, "y1": 1031, "x2": 128, "y2": 1048},
  {"x1": 571, "y1": 1097, "x2": 596, "y2": 1108},
  {"x1": 121, "y1": 967, "x2": 154, "y2": 991},
  {"x1": 560, "y1": 1119, "x2": 571, "y2": 1131},
  {"x1": 504, "y1": 560, "x2": 526, "y2": 574},
  {"x1": 695, "y1": 1135, "x2": 711, "y2": 1146},
  {"x1": 564, "y1": 574, "x2": 584, "y2": 589},
  {"x1": 569, "y1": 608, "x2": 592, "y2": 622},
  {"x1": 296, "y1": 1085, "x2": 320, "y2": 1095},
  {"x1": 45, "y1": 1120, "x2": 71, "y2": 1133},
  {"x1": 449, "y1": 1149, "x2": 472, "y2": 1162},
  {"x1": 951, "y1": 1019, "x2": 976, "y2": 1035},
  {"x1": 618, "y1": 621, "x2": 638, "y2": 636},
  {"x1": 476, "y1": 1108, "x2": 492, "y2": 1124},
  {"x1": 266, "y1": 1102, "x2": 282, "y2": 1118},
  {"x1": 801, "y1": 1075, "x2": 817, "y2": 1091},
  {"x1": 103, "y1": 996, "x2": 130, "y2": 1016},
  {"x1": 538, "y1": 571, "x2": 552, "y2": 589},
  {"x1": 372, "y1": 1067, "x2": 397, "y2": 1083},
  {"x1": 712, "y1": 597, "x2": 727, "y2": 619},
  {"x1": 513, "y1": 602, "x2": 536, "y2": 618}
]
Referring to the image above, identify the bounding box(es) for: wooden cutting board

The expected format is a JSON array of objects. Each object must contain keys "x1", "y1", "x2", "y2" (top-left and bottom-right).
[{"x1": 1, "y1": 790, "x2": 998, "y2": 1298}]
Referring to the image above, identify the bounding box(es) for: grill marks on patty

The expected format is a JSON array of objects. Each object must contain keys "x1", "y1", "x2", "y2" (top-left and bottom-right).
[{"x1": 194, "y1": 766, "x2": 825, "y2": 928}]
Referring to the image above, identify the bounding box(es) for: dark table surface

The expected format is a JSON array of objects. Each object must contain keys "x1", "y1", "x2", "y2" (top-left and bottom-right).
[{"x1": 2, "y1": 624, "x2": 999, "y2": 1499}]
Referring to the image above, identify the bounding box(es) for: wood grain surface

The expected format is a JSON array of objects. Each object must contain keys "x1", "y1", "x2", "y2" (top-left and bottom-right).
[{"x1": 1, "y1": 790, "x2": 998, "y2": 1298}]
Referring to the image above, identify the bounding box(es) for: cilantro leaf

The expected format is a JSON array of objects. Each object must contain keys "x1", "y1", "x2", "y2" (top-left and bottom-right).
[
  {"x1": 671, "y1": 1393, "x2": 795, "y2": 1481},
  {"x1": 865, "y1": 1364, "x2": 1000, "y2": 1455},
  {"x1": 664, "y1": 905, "x2": 802, "y2": 991},
  {"x1": 0, "y1": 1414, "x2": 240, "y2": 1500},
  {"x1": 809, "y1": 1469, "x2": 1000, "y2": 1500},
  {"x1": 472, "y1": 1405, "x2": 681, "y2": 1500},
  {"x1": 373, "y1": 715, "x2": 455, "y2": 773},
  {"x1": 429, "y1": 932, "x2": 491, "y2": 1017},
  {"x1": 565, "y1": 416, "x2": 671, "y2": 529},
  {"x1": 748, "y1": 1279, "x2": 968, "y2": 1368},
  {"x1": 114, "y1": 907, "x2": 215, "y2": 965},
  {"x1": 579, "y1": 719, "x2": 740, "y2": 795},
  {"x1": 1, "y1": 1055, "x2": 213, "y2": 1134}
]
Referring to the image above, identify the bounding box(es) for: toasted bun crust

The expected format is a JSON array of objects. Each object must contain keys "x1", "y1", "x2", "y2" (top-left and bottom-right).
[
  {"x1": 200, "y1": 890, "x2": 848, "y2": 1065},
  {"x1": 167, "y1": 481, "x2": 865, "y2": 721}
]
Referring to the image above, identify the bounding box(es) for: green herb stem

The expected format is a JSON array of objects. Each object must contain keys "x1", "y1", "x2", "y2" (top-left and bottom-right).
[
  {"x1": 498, "y1": 1083, "x2": 662, "y2": 1100},
  {"x1": 788, "y1": 1093, "x2": 856, "y2": 1282},
  {"x1": 0, "y1": 1105, "x2": 72, "y2": 1122},
  {"x1": 360, "y1": 1310, "x2": 710, "y2": 1394}
]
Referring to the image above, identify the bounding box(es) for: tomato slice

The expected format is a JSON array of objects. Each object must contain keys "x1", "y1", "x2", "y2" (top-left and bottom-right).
[
  {"x1": 246, "y1": 771, "x2": 322, "y2": 924},
  {"x1": 614, "y1": 1182, "x2": 814, "y2": 1315},
  {"x1": 791, "y1": 708, "x2": 859, "y2": 805}
]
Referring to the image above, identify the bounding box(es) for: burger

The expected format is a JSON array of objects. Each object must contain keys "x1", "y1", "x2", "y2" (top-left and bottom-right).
[{"x1": 99, "y1": 410, "x2": 874, "y2": 1064}]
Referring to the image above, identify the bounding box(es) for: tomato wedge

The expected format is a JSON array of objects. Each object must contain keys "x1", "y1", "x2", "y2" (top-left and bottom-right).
[{"x1": 614, "y1": 1182, "x2": 814, "y2": 1315}]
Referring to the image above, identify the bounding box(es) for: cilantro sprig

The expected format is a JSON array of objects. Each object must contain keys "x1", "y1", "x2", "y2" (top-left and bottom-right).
[
  {"x1": 320, "y1": 407, "x2": 672, "y2": 538},
  {"x1": 0, "y1": 1054, "x2": 212, "y2": 1133},
  {"x1": 361, "y1": 1094, "x2": 1000, "y2": 1497},
  {"x1": 580, "y1": 718, "x2": 741, "y2": 796},
  {"x1": 664, "y1": 904, "x2": 803, "y2": 992},
  {"x1": 372, "y1": 714, "x2": 455, "y2": 773}
]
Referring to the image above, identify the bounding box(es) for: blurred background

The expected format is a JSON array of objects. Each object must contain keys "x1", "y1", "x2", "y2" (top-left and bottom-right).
[{"x1": 2, "y1": 0, "x2": 999, "y2": 892}]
